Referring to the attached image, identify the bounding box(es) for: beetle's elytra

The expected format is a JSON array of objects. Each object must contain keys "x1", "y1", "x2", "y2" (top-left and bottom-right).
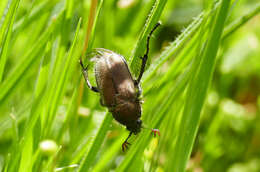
[{"x1": 80, "y1": 22, "x2": 161, "y2": 151}]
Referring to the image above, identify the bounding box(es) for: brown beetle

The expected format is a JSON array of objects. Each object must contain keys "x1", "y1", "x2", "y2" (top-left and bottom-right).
[{"x1": 80, "y1": 23, "x2": 160, "y2": 151}]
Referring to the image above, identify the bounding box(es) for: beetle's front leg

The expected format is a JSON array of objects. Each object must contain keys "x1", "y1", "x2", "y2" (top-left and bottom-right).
[
  {"x1": 136, "y1": 22, "x2": 161, "y2": 84},
  {"x1": 79, "y1": 59, "x2": 99, "y2": 93}
]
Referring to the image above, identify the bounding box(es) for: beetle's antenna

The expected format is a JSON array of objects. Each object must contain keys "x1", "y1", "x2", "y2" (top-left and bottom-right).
[
  {"x1": 136, "y1": 22, "x2": 161, "y2": 84},
  {"x1": 145, "y1": 22, "x2": 161, "y2": 56}
]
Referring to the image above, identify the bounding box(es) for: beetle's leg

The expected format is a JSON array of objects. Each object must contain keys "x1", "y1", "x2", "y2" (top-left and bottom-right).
[
  {"x1": 79, "y1": 59, "x2": 99, "y2": 93},
  {"x1": 122, "y1": 132, "x2": 133, "y2": 152},
  {"x1": 136, "y1": 22, "x2": 161, "y2": 84}
]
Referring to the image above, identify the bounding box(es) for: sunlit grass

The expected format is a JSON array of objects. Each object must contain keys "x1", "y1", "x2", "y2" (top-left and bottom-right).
[{"x1": 0, "y1": 0, "x2": 259, "y2": 171}]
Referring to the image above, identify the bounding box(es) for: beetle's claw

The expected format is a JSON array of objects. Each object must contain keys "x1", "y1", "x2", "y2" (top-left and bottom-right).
[
  {"x1": 151, "y1": 129, "x2": 160, "y2": 137},
  {"x1": 122, "y1": 141, "x2": 131, "y2": 152}
]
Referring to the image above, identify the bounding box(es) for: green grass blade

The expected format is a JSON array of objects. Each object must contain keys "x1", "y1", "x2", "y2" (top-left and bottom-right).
[
  {"x1": 171, "y1": 1, "x2": 231, "y2": 171},
  {"x1": 78, "y1": 113, "x2": 113, "y2": 172},
  {"x1": 142, "y1": 1, "x2": 224, "y2": 83},
  {"x1": 44, "y1": 18, "x2": 82, "y2": 135},
  {"x1": 13, "y1": 0, "x2": 57, "y2": 32},
  {"x1": 16, "y1": 12, "x2": 64, "y2": 172},
  {"x1": 0, "y1": 0, "x2": 8, "y2": 19},
  {"x1": 130, "y1": 0, "x2": 168, "y2": 76},
  {"x1": 1, "y1": 0, "x2": 258, "y2": 171},
  {"x1": 142, "y1": 12, "x2": 203, "y2": 83},
  {"x1": 56, "y1": 79, "x2": 81, "y2": 142},
  {"x1": 86, "y1": 0, "x2": 104, "y2": 53},
  {"x1": 223, "y1": 2, "x2": 260, "y2": 39},
  {"x1": 0, "y1": 15, "x2": 61, "y2": 105},
  {"x1": 0, "y1": 0, "x2": 20, "y2": 82},
  {"x1": 92, "y1": 133, "x2": 128, "y2": 172}
]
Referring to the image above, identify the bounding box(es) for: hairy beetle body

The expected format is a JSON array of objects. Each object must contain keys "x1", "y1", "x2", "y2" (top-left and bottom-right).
[
  {"x1": 94, "y1": 49, "x2": 142, "y2": 133},
  {"x1": 80, "y1": 22, "x2": 161, "y2": 151}
]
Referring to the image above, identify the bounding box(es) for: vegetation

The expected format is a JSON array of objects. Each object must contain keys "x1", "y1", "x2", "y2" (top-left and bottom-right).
[{"x1": 0, "y1": 0, "x2": 259, "y2": 171}]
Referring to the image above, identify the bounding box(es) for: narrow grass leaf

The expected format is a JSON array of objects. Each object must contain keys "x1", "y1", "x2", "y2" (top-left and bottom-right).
[
  {"x1": 223, "y1": 2, "x2": 260, "y2": 39},
  {"x1": 172, "y1": 1, "x2": 231, "y2": 171},
  {"x1": 44, "y1": 18, "x2": 82, "y2": 135},
  {"x1": 92, "y1": 132, "x2": 128, "y2": 172},
  {"x1": 143, "y1": 12, "x2": 203, "y2": 83},
  {"x1": 78, "y1": 113, "x2": 113, "y2": 172},
  {"x1": 130, "y1": 0, "x2": 168, "y2": 76},
  {"x1": 17, "y1": 12, "x2": 64, "y2": 172},
  {"x1": 0, "y1": 0, "x2": 20, "y2": 82},
  {"x1": 13, "y1": 0, "x2": 57, "y2": 32},
  {"x1": 0, "y1": 14, "x2": 62, "y2": 104}
]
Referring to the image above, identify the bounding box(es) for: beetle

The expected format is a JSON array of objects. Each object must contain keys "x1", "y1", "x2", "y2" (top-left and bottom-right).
[{"x1": 80, "y1": 22, "x2": 161, "y2": 151}]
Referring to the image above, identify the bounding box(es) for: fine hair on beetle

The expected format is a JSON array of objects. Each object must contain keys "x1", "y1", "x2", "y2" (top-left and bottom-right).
[{"x1": 80, "y1": 22, "x2": 161, "y2": 151}]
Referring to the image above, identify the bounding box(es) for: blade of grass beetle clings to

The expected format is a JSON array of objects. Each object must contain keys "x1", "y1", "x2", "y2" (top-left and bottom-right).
[
  {"x1": 148, "y1": 3, "x2": 217, "y2": 167},
  {"x1": 129, "y1": 0, "x2": 168, "y2": 77},
  {"x1": 0, "y1": 0, "x2": 20, "y2": 82},
  {"x1": 160, "y1": 7, "x2": 214, "y2": 171},
  {"x1": 171, "y1": 1, "x2": 231, "y2": 171}
]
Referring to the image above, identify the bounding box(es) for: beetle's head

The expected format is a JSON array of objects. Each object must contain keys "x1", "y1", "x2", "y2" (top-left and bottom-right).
[{"x1": 127, "y1": 119, "x2": 142, "y2": 134}]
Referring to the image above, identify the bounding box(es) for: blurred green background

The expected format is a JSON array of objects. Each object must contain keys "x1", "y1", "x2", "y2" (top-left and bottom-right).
[{"x1": 0, "y1": 0, "x2": 259, "y2": 171}]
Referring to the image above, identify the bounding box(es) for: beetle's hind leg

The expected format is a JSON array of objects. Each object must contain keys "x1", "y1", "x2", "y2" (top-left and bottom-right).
[
  {"x1": 79, "y1": 59, "x2": 99, "y2": 93},
  {"x1": 136, "y1": 22, "x2": 161, "y2": 84}
]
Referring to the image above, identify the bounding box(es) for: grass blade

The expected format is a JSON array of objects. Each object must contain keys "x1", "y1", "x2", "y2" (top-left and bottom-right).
[
  {"x1": 78, "y1": 113, "x2": 113, "y2": 172},
  {"x1": 130, "y1": 0, "x2": 168, "y2": 76},
  {"x1": 172, "y1": 1, "x2": 231, "y2": 171},
  {"x1": 0, "y1": 15, "x2": 61, "y2": 105},
  {"x1": 0, "y1": 0, "x2": 20, "y2": 82}
]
